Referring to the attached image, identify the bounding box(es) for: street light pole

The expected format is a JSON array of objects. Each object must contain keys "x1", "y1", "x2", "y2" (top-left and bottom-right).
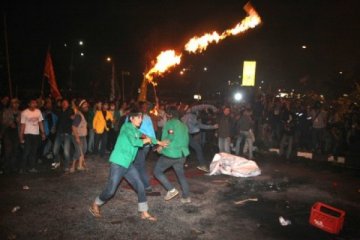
[
  {"x1": 121, "y1": 71, "x2": 125, "y2": 103},
  {"x1": 110, "y1": 61, "x2": 115, "y2": 101},
  {"x1": 121, "y1": 71, "x2": 130, "y2": 103},
  {"x1": 3, "y1": 13, "x2": 13, "y2": 98}
]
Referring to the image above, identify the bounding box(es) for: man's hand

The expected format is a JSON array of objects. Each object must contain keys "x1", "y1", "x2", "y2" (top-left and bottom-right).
[
  {"x1": 41, "y1": 133, "x2": 46, "y2": 141},
  {"x1": 157, "y1": 139, "x2": 169, "y2": 147},
  {"x1": 143, "y1": 136, "x2": 152, "y2": 145},
  {"x1": 213, "y1": 124, "x2": 219, "y2": 129}
]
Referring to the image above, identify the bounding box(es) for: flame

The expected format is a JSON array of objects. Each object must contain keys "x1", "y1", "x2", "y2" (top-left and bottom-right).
[
  {"x1": 144, "y1": 2, "x2": 261, "y2": 86},
  {"x1": 145, "y1": 50, "x2": 182, "y2": 86},
  {"x1": 184, "y1": 31, "x2": 224, "y2": 54},
  {"x1": 185, "y1": 3, "x2": 261, "y2": 53},
  {"x1": 149, "y1": 108, "x2": 159, "y2": 116}
]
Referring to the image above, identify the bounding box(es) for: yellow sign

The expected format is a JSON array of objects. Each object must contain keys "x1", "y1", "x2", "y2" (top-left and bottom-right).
[{"x1": 242, "y1": 61, "x2": 256, "y2": 86}]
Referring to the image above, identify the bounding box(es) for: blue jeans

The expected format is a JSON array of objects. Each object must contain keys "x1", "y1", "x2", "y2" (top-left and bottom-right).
[
  {"x1": 133, "y1": 145, "x2": 151, "y2": 190},
  {"x1": 53, "y1": 133, "x2": 72, "y2": 169},
  {"x1": 235, "y1": 131, "x2": 253, "y2": 159},
  {"x1": 96, "y1": 163, "x2": 148, "y2": 212},
  {"x1": 154, "y1": 156, "x2": 189, "y2": 198},
  {"x1": 218, "y1": 137, "x2": 231, "y2": 153},
  {"x1": 72, "y1": 136, "x2": 87, "y2": 161},
  {"x1": 189, "y1": 133, "x2": 206, "y2": 166}
]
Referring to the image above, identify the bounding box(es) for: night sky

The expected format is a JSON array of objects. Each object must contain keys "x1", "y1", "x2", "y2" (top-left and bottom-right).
[{"x1": 1, "y1": 0, "x2": 360, "y2": 100}]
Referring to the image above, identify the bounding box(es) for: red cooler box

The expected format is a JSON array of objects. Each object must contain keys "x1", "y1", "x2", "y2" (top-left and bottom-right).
[{"x1": 309, "y1": 202, "x2": 345, "y2": 234}]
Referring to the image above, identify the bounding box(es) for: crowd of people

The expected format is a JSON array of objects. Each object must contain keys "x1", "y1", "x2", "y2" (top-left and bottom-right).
[{"x1": 1, "y1": 93, "x2": 360, "y2": 176}]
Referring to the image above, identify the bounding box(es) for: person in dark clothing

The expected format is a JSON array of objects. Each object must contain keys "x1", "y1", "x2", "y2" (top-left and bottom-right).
[
  {"x1": 52, "y1": 99, "x2": 74, "y2": 172},
  {"x1": 217, "y1": 106, "x2": 233, "y2": 153},
  {"x1": 1, "y1": 98, "x2": 21, "y2": 173},
  {"x1": 279, "y1": 104, "x2": 296, "y2": 159},
  {"x1": 235, "y1": 108, "x2": 255, "y2": 159}
]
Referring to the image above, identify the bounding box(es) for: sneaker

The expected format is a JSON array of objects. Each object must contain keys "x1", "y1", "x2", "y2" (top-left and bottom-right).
[
  {"x1": 28, "y1": 168, "x2": 39, "y2": 173},
  {"x1": 51, "y1": 162, "x2": 60, "y2": 169},
  {"x1": 164, "y1": 188, "x2": 179, "y2": 201},
  {"x1": 197, "y1": 165, "x2": 209, "y2": 173},
  {"x1": 180, "y1": 197, "x2": 192, "y2": 204},
  {"x1": 77, "y1": 166, "x2": 86, "y2": 171},
  {"x1": 145, "y1": 187, "x2": 153, "y2": 193}
]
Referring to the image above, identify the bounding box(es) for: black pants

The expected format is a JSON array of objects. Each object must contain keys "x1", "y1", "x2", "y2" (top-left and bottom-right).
[
  {"x1": 94, "y1": 132, "x2": 108, "y2": 156},
  {"x1": 3, "y1": 128, "x2": 19, "y2": 172},
  {"x1": 21, "y1": 134, "x2": 40, "y2": 170}
]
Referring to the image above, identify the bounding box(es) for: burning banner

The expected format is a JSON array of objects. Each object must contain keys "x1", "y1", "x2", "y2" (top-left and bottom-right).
[
  {"x1": 185, "y1": 2, "x2": 261, "y2": 53},
  {"x1": 138, "y1": 2, "x2": 262, "y2": 101},
  {"x1": 145, "y1": 50, "x2": 182, "y2": 86}
]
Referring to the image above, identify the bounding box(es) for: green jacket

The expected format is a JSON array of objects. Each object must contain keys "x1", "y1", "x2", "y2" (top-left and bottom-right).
[
  {"x1": 110, "y1": 122, "x2": 157, "y2": 168},
  {"x1": 160, "y1": 118, "x2": 190, "y2": 158}
]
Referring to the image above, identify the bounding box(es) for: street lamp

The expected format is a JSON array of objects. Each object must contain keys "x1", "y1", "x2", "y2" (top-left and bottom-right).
[{"x1": 68, "y1": 39, "x2": 85, "y2": 92}]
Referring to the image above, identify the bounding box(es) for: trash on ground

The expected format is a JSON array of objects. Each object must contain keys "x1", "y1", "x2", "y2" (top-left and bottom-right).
[
  {"x1": 279, "y1": 216, "x2": 291, "y2": 226},
  {"x1": 23, "y1": 185, "x2": 30, "y2": 190},
  {"x1": 234, "y1": 198, "x2": 258, "y2": 205},
  {"x1": 309, "y1": 202, "x2": 345, "y2": 234},
  {"x1": 11, "y1": 206, "x2": 21, "y2": 213},
  {"x1": 191, "y1": 228, "x2": 205, "y2": 235},
  {"x1": 7, "y1": 233, "x2": 16, "y2": 240}
]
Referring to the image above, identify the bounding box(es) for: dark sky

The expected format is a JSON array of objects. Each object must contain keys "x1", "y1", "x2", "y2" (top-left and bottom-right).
[{"x1": 1, "y1": 0, "x2": 360, "y2": 99}]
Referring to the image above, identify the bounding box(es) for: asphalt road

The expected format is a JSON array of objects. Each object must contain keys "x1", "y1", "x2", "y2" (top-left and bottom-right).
[{"x1": 1, "y1": 151, "x2": 359, "y2": 240}]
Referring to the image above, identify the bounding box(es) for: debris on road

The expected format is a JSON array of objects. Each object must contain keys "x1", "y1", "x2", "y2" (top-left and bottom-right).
[
  {"x1": 22, "y1": 185, "x2": 30, "y2": 190},
  {"x1": 279, "y1": 216, "x2": 291, "y2": 226},
  {"x1": 11, "y1": 206, "x2": 21, "y2": 213},
  {"x1": 234, "y1": 198, "x2": 258, "y2": 205},
  {"x1": 191, "y1": 228, "x2": 205, "y2": 235}
]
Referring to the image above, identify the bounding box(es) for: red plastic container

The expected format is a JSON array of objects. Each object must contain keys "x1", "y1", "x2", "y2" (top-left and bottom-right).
[{"x1": 309, "y1": 202, "x2": 345, "y2": 234}]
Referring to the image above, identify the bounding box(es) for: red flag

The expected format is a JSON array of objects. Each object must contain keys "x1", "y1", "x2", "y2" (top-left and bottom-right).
[{"x1": 43, "y1": 51, "x2": 62, "y2": 99}]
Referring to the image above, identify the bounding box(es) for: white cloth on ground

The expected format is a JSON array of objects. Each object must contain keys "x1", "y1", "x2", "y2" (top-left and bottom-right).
[{"x1": 209, "y1": 152, "x2": 261, "y2": 177}]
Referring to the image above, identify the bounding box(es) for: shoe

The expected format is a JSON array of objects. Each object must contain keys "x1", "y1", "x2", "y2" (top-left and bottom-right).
[
  {"x1": 69, "y1": 168, "x2": 76, "y2": 173},
  {"x1": 145, "y1": 187, "x2": 153, "y2": 193},
  {"x1": 180, "y1": 197, "x2": 191, "y2": 204},
  {"x1": 51, "y1": 162, "x2": 60, "y2": 169},
  {"x1": 28, "y1": 168, "x2": 39, "y2": 173},
  {"x1": 164, "y1": 188, "x2": 179, "y2": 201},
  {"x1": 77, "y1": 166, "x2": 86, "y2": 171},
  {"x1": 197, "y1": 165, "x2": 209, "y2": 173}
]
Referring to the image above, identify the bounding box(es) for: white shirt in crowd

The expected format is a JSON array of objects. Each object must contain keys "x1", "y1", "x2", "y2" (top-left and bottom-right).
[{"x1": 21, "y1": 108, "x2": 44, "y2": 135}]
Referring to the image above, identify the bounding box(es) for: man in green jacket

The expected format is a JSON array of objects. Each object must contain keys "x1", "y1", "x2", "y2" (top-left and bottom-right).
[
  {"x1": 89, "y1": 108, "x2": 167, "y2": 221},
  {"x1": 154, "y1": 106, "x2": 191, "y2": 203}
]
